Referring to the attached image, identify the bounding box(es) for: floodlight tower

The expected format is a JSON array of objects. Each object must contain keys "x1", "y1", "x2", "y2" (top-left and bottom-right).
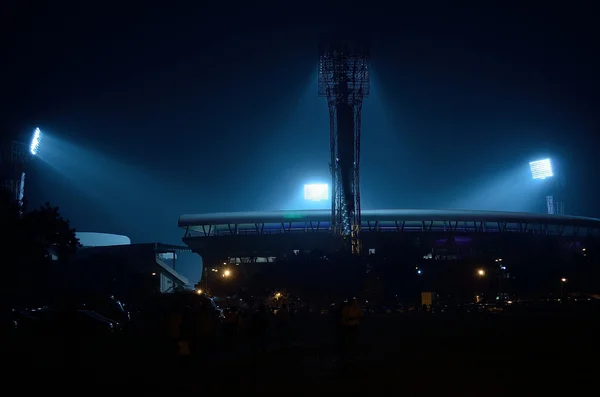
[
  {"x1": 0, "y1": 128, "x2": 42, "y2": 208},
  {"x1": 529, "y1": 158, "x2": 564, "y2": 215},
  {"x1": 318, "y1": 40, "x2": 370, "y2": 255}
]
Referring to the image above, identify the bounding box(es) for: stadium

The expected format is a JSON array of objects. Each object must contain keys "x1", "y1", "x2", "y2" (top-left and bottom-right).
[
  {"x1": 180, "y1": 209, "x2": 600, "y2": 256},
  {"x1": 179, "y1": 209, "x2": 600, "y2": 303},
  {"x1": 175, "y1": 44, "x2": 600, "y2": 305}
]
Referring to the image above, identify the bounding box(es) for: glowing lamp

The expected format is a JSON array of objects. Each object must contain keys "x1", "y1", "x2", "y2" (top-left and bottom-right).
[
  {"x1": 304, "y1": 183, "x2": 329, "y2": 201},
  {"x1": 529, "y1": 158, "x2": 553, "y2": 180},
  {"x1": 30, "y1": 127, "x2": 42, "y2": 155}
]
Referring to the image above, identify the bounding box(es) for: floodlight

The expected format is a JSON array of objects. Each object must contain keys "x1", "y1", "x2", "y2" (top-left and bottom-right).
[
  {"x1": 30, "y1": 127, "x2": 42, "y2": 155},
  {"x1": 18, "y1": 172, "x2": 25, "y2": 202},
  {"x1": 304, "y1": 183, "x2": 329, "y2": 201},
  {"x1": 529, "y1": 158, "x2": 553, "y2": 179}
]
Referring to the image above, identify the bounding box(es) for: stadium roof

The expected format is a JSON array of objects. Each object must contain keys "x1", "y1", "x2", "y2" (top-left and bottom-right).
[{"x1": 179, "y1": 209, "x2": 600, "y2": 229}]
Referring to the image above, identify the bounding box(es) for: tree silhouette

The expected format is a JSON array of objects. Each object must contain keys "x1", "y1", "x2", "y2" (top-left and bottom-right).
[
  {"x1": 21, "y1": 202, "x2": 80, "y2": 263},
  {"x1": 1, "y1": 191, "x2": 80, "y2": 306}
]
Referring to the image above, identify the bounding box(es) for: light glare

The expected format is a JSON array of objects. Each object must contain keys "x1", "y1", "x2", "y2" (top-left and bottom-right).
[
  {"x1": 304, "y1": 183, "x2": 329, "y2": 201},
  {"x1": 30, "y1": 128, "x2": 42, "y2": 155},
  {"x1": 529, "y1": 158, "x2": 553, "y2": 179},
  {"x1": 18, "y1": 172, "x2": 26, "y2": 203}
]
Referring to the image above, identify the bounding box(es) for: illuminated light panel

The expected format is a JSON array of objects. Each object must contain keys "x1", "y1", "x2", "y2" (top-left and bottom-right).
[
  {"x1": 304, "y1": 183, "x2": 329, "y2": 201},
  {"x1": 18, "y1": 172, "x2": 25, "y2": 202},
  {"x1": 529, "y1": 158, "x2": 553, "y2": 179},
  {"x1": 30, "y1": 127, "x2": 42, "y2": 155}
]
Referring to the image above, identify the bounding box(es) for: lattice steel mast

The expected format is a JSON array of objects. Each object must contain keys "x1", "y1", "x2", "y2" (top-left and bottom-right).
[
  {"x1": 318, "y1": 41, "x2": 370, "y2": 255},
  {"x1": 0, "y1": 141, "x2": 30, "y2": 208}
]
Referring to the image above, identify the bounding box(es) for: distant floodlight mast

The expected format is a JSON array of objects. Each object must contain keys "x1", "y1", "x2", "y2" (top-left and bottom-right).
[
  {"x1": 529, "y1": 158, "x2": 553, "y2": 180},
  {"x1": 1, "y1": 140, "x2": 30, "y2": 211},
  {"x1": 30, "y1": 127, "x2": 42, "y2": 155},
  {"x1": 304, "y1": 183, "x2": 329, "y2": 201},
  {"x1": 18, "y1": 172, "x2": 26, "y2": 204},
  {"x1": 529, "y1": 158, "x2": 565, "y2": 215}
]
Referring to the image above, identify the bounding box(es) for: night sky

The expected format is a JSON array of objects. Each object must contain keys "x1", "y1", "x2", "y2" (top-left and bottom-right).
[{"x1": 3, "y1": 3, "x2": 599, "y2": 281}]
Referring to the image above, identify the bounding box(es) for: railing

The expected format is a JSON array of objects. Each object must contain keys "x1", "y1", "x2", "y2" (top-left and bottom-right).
[{"x1": 183, "y1": 219, "x2": 599, "y2": 238}]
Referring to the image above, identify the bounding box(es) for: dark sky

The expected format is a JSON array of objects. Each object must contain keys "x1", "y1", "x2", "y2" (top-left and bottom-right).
[{"x1": 2, "y1": 3, "x2": 599, "y2": 280}]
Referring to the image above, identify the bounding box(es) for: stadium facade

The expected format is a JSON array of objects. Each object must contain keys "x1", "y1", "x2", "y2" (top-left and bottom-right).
[
  {"x1": 180, "y1": 209, "x2": 600, "y2": 264},
  {"x1": 179, "y1": 209, "x2": 600, "y2": 300}
]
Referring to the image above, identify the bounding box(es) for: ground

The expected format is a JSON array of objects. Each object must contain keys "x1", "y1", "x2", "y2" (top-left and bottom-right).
[{"x1": 4, "y1": 308, "x2": 597, "y2": 394}]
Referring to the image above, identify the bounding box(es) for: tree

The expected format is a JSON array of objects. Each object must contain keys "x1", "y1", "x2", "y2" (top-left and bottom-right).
[
  {"x1": 20, "y1": 202, "x2": 80, "y2": 264},
  {"x1": 0, "y1": 190, "x2": 80, "y2": 305}
]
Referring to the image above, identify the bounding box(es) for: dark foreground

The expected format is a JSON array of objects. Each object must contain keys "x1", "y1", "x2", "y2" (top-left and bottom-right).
[{"x1": 4, "y1": 309, "x2": 598, "y2": 394}]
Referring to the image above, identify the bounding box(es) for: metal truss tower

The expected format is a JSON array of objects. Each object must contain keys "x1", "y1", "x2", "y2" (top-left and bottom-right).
[
  {"x1": 318, "y1": 41, "x2": 370, "y2": 255},
  {"x1": 0, "y1": 141, "x2": 30, "y2": 207},
  {"x1": 545, "y1": 177, "x2": 566, "y2": 216}
]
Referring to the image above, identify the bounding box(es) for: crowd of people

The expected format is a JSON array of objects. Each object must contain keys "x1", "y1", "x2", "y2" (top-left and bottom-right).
[{"x1": 155, "y1": 295, "x2": 365, "y2": 363}]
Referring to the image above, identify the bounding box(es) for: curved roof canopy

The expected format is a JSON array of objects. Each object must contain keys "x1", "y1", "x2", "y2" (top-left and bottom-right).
[
  {"x1": 76, "y1": 232, "x2": 131, "y2": 247},
  {"x1": 179, "y1": 209, "x2": 600, "y2": 229}
]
